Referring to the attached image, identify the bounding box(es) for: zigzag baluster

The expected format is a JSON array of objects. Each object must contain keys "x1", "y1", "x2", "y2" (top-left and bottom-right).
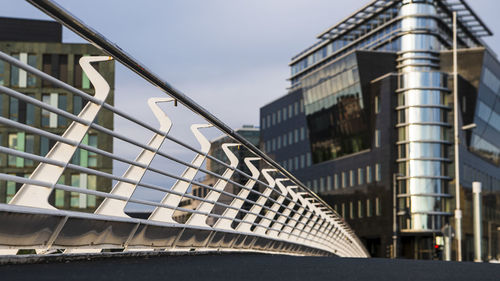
[
  {"x1": 186, "y1": 143, "x2": 239, "y2": 227},
  {"x1": 148, "y1": 124, "x2": 212, "y2": 223},
  {"x1": 9, "y1": 56, "x2": 113, "y2": 209}
]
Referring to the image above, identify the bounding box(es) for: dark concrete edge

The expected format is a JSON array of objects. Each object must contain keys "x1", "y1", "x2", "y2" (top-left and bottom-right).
[{"x1": 0, "y1": 250, "x2": 275, "y2": 266}]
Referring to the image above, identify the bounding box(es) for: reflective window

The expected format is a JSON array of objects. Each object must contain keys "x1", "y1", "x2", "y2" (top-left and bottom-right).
[
  {"x1": 375, "y1": 130, "x2": 380, "y2": 148},
  {"x1": 366, "y1": 165, "x2": 373, "y2": 183},
  {"x1": 375, "y1": 197, "x2": 381, "y2": 216},
  {"x1": 398, "y1": 107, "x2": 448, "y2": 124},
  {"x1": 70, "y1": 174, "x2": 80, "y2": 208},
  {"x1": 55, "y1": 175, "x2": 65, "y2": 208},
  {"x1": 88, "y1": 134, "x2": 98, "y2": 168},
  {"x1": 358, "y1": 200, "x2": 364, "y2": 218},
  {"x1": 349, "y1": 170, "x2": 355, "y2": 187},
  {"x1": 366, "y1": 199, "x2": 372, "y2": 217},
  {"x1": 43, "y1": 54, "x2": 68, "y2": 87},
  {"x1": 375, "y1": 163, "x2": 381, "y2": 182},
  {"x1": 470, "y1": 134, "x2": 500, "y2": 166},
  {"x1": 349, "y1": 201, "x2": 354, "y2": 219},
  {"x1": 483, "y1": 68, "x2": 500, "y2": 94},
  {"x1": 334, "y1": 173, "x2": 339, "y2": 189},
  {"x1": 398, "y1": 90, "x2": 445, "y2": 107},
  {"x1": 358, "y1": 168, "x2": 364, "y2": 185}
]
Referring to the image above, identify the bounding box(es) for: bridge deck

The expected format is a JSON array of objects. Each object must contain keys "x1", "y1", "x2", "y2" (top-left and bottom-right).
[{"x1": 0, "y1": 253, "x2": 499, "y2": 281}]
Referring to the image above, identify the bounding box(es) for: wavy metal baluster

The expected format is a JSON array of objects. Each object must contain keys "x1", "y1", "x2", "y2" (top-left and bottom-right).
[
  {"x1": 236, "y1": 169, "x2": 276, "y2": 233},
  {"x1": 187, "y1": 143, "x2": 239, "y2": 227},
  {"x1": 95, "y1": 97, "x2": 174, "y2": 217},
  {"x1": 9, "y1": 56, "x2": 113, "y2": 209},
  {"x1": 269, "y1": 183, "x2": 297, "y2": 238},
  {"x1": 148, "y1": 124, "x2": 212, "y2": 223},
  {"x1": 254, "y1": 178, "x2": 288, "y2": 236},
  {"x1": 213, "y1": 157, "x2": 260, "y2": 230}
]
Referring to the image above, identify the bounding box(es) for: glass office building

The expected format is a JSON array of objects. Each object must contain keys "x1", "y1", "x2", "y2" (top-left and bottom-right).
[
  {"x1": 0, "y1": 17, "x2": 115, "y2": 212},
  {"x1": 260, "y1": 0, "x2": 500, "y2": 260}
]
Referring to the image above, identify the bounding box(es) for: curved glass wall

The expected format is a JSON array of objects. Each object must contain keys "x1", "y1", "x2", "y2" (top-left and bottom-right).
[{"x1": 396, "y1": 0, "x2": 452, "y2": 232}]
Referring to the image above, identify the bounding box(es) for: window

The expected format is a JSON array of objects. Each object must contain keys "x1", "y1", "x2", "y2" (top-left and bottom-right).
[
  {"x1": 70, "y1": 174, "x2": 80, "y2": 208},
  {"x1": 349, "y1": 201, "x2": 354, "y2": 219},
  {"x1": 288, "y1": 105, "x2": 293, "y2": 118},
  {"x1": 288, "y1": 159, "x2": 293, "y2": 171},
  {"x1": 342, "y1": 172, "x2": 347, "y2": 188},
  {"x1": 294, "y1": 156, "x2": 299, "y2": 170},
  {"x1": 327, "y1": 176, "x2": 332, "y2": 191},
  {"x1": 283, "y1": 134, "x2": 287, "y2": 147},
  {"x1": 9, "y1": 95, "x2": 35, "y2": 125},
  {"x1": 27, "y1": 54, "x2": 37, "y2": 87},
  {"x1": 288, "y1": 132, "x2": 293, "y2": 144},
  {"x1": 358, "y1": 200, "x2": 364, "y2": 218},
  {"x1": 334, "y1": 174, "x2": 339, "y2": 189},
  {"x1": 42, "y1": 93, "x2": 59, "y2": 128},
  {"x1": 313, "y1": 179, "x2": 318, "y2": 192},
  {"x1": 375, "y1": 163, "x2": 381, "y2": 182},
  {"x1": 367, "y1": 199, "x2": 372, "y2": 217},
  {"x1": 306, "y1": 153, "x2": 312, "y2": 167},
  {"x1": 294, "y1": 129, "x2": 299, "y2": 143},
  {"x1": 87, "y1": 174, "x2": 97, "y2": 208},
  {"x1": 349, "y1": 170, "x2": 355, "y2": 187},
  {"x1": 375, "y1": 197, "x2": 381, "y2": 216},
  {"x1": 319, "y1": 177, "x2": 325, "y2": 192},
  {"x1": 55, "y1": 175, "x2": 65, "y2": 208},
  {"x1": 283, "y1": 107, "x2": 287, "y2": 121},
  {"x1": 272, "y1": 112, "x2": 276, "y2": 125},
  {"x1": 300, "y1": 154, "x2": 305, "y2": 169},
  {"x1": 43, "y1": 54, "x2": 68, "y2": 87},
  {"x1": 261, "y1": 118, "x2": 265, "y2": 130},
  {"x1": 6, "y1": 176, "x2": 20, "y2": 203},
  {"x1": 367, "y1": 165, "x2": 373, "y2": 183},
  {"x1": 271, "y1": 138, "x2": 276, "y2": 151},
  {"x1": 8, "y1": 133, "x2": 24, "y2": 167},
  {"x1": 266, "y1": 115, "x2": 270, "y2": 128},
  {"x1": 266, "y1": 140, "x2": 271, "y2": 153},
  {"x1": 277, "y1": 136, "x2": 281, "y2": 149},
  {"x1": 300, "y1": 127, "x2": 305, "y2": 141},
  {"x1": 341, "y1": 203, "x2": 346, "y2": 218},
  {"x1": 300, "y1": 99, "x2": 304, "y2": 112},
  {"x1": 358, "y1": 168, "x2": 364, "y2": 185},
  {"x1": 483, "y1": 68, "x2": 500, "y2": 93},
  {"x1": 374, "y1": 95, "x2": 380, "y2": 114},
  {"x1": 25, "y1": 135, "x2": 34, "y2": 167},
  {"x1": 88, "y1": 134, "x2": 98, "y2": 168},
  {"x1": 294, "y1": 102, "x2": 299, "y2": 116},
  {"x1": 375, "y1": 130, "x2": 380, "y2": 148}
]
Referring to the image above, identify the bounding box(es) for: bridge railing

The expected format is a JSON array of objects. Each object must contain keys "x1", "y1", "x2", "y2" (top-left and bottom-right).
[{"x1": 0, "y1": 0, "x2": 369, "y2": 258}]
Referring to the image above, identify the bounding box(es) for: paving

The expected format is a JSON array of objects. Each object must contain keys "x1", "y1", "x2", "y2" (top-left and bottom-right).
[{"x1": 0, "y1": 252, "x2": 499, "y2": 281}]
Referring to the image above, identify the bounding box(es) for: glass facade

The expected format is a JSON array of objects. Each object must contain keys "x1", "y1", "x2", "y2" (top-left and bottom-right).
[{"x1": 303, "y1": 53, "x2": 368, "y2": 163}]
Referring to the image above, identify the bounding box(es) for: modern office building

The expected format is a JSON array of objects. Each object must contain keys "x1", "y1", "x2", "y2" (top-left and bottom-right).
[
  {"x1": 260, "y1": 0, "x2": 500, "y2": 260},
  {"x1": 173, "y1": 125, "x2": 260, "y2": 225},
  {"x1": 0, "y1": 17, "x2": 115, "y2": 212}
]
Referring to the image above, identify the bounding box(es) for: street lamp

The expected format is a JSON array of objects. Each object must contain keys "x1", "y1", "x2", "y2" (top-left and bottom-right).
[{"x1": 452, "y1": 11, "x2": 478, "y2": 262}]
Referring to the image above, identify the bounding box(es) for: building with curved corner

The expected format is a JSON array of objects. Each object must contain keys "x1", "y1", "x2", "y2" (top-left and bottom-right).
[{"x1": 260, "y1": 0, "x2": 500, "y2": 260}]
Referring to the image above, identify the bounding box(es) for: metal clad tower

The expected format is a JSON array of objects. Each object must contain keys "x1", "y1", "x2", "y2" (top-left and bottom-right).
[{"x1": 397, "y1": 0, "x2": 451, "y2": 232}]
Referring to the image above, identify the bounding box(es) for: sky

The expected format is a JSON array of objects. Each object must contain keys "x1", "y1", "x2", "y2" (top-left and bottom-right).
[{"x1": 2, "y1": 0, "x2": 499, "y2": 210}]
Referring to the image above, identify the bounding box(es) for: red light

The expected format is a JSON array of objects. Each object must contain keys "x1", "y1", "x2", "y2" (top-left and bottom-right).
[{"x1": 434, "y1": 244, "x2": 439, "y2": 249}]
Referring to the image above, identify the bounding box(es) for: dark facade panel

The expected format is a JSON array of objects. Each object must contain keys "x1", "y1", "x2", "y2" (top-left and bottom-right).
[{"x1": 0, "y1": 17, "x2": 62, "y2": 43}]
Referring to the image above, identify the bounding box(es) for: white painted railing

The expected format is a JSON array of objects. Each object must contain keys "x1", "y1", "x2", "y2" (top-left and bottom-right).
[{"x1": 0, "y1": 0, "x2": 369, "y2": 258}]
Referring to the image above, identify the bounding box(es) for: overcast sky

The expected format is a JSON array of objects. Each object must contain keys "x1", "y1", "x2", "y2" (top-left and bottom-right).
[
  {"x1": 5, "y1": 0, "x2": 499, "y2": 129},
  {"x1": 3, "y1": 0, "x2": 499, "y2": 210}
]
